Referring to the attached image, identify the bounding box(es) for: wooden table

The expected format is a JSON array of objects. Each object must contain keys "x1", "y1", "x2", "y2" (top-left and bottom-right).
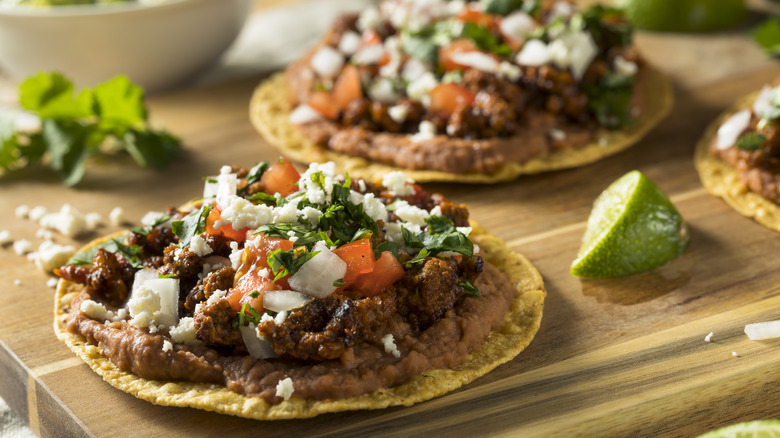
[{"x1": 2, "y1": 1, "x2": 780, "y2": 437}]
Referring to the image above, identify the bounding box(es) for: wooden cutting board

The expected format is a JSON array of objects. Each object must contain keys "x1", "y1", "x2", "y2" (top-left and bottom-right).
[{"x1": 2, "y1": 3, "x2": 780, "y2": 437}]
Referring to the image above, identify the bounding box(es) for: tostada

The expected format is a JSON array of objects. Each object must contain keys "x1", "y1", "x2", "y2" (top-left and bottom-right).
[
  {"x1": 250, "y1": 0, "x2": 673, "y2": 183},
  {"x1": 53, "y1": 158, "x2": 545, "y2": 419},
  {"x1": 695, "y1": 79, "x2": 780, "y2": 231}
]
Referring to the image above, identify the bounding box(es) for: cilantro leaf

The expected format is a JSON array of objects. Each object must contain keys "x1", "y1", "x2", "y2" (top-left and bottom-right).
[
  {"x1": 482, "y1": 0, "x2": 523, "y2": 16},
  {"x1": 460, "y1": 22, "x2": 513, "y2": 58},
  {"x1": 374, "y1": 241, "x2": 398, "y2": 259},
  {"x1": 65, "y1": 235, "x2": 142, "y2": 269},
  {"x1": 2, "y1": 72, "x2": 181, "y2": 185},
  {"x1": 583, "y1": 72, "x2": 635, "y2": 129},
  {"x1": 130, "y1": 214, "x2": 171, "y2": 236},
  {"x1": 403, "y1": 248, "x2": 429, "y2": 268},
  {"x1": 736, "y1": 132, "x2": 766, "y2": 151},
  {"x1": 243, "y1": 161, "x2": 270, "y2": 188},
  {"x1": 753, "y1": 18, "x2": 780, "y2": 57},
  {"x1": 172, "y1": 204, "x2": 213, "y2": 247},
  {"x1": 402, "y1": 216, "x2": 474, "y2": 257},
  {"x1": 267, "y1": 248, "x2": 319, "y2": 282},
  {"x1": 400, "y1": 30, "x2": 439, "y2": 64},
  {"x1": 459, "y1": 280, "x2": 480, "y2": 297}
]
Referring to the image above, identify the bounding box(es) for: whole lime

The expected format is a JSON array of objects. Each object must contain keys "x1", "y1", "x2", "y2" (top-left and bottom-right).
[{"x1": 614, "y1": 0, "x2": 747, "y2": 33}]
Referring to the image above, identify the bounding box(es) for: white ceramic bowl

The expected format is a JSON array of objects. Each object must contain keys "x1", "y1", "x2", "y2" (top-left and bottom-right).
[{"x1": 0, "y1": 0, "x2": 252, "y2": 93}]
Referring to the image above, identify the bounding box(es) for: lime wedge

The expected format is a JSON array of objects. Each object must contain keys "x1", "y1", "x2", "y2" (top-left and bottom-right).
[
  {"x1": 697, "y1": 420, "x2": 780, "y2": 438},
  {"x1": 570, "y1": 170, "x2": 689, "y2": 278},
  {"x1": 614, "y1": 0, "x2": 747, "y2": 33}
]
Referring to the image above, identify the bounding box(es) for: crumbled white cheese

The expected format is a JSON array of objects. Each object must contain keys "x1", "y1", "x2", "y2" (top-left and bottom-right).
[
  {"x1": 229, "y1": 241, "x2": 242, "y2": 270},
  {"x1": 362, "y1": 193, "x2": 389, "y2": 222},
  {"x1": 410, "y1": 120, "x2": 437, "y2": 143},
  {"x1": 169, "y1": 317, "x2": 199, "y2": 346},
  {"x1": 109, "y1": 207, "x2": 125, "y2": 226},
  {"x1": 31, "y1": 240, "x2": 75, "y2": 273},
  {"x1": 189, "y1": 234, "x2": 213, "y2": 257},
  {"x1": 311, "y1": 46, "x2": 345, "y2": 78},
  {"x1": 299, "y1": 206, "x2": 322, "y2": 226},
  {"x1": 162, "y1": 340, "x2": 173, "y2": 353},
  {"x1": 220, "y1": 197, "x2": 274, "y2": 230},
  {"x1": 0, "y1": 230, "x2": 10, "y2": 245},
  {"x1": 81, "y1": 213, "x2": 100, "y2": 231},
  {"x1": 272, "y1": 202, "x2": 300, "y2": 224},
  {"x1": 388, "y1": 104, "x2": 409, "y2": 123},
  {"x1": 744, "y1": 320, "x2": 780, "y2": 340},
  {"x1": 401, "y1": 57, "x2": 431, "y2": 83},
  {"x1": 140, "y1": 211, "x2": 166, "y2": 227},
  {"x1": 35, "y1": 228, "x2": 52, "y2": 240},
  {"x1": 28, "y1": 206, "x2": 47, "y2": 222},
  {"x1": 338, "y1": 30, "x2": 362, "y2": 55},
  {"x1": 14, "y1": 279, "x2": 21, "y2": 286},
  {"x1": 516, "y1": 39, "x2": 551, "y2": 66},
  {"x1": 39, "y1": 204, "x2": 87, "y2": 237},
  {"x1": 382, "y1": 171, "x2": 415, "y2": 196},
  {"x1": 357, "y1": 6, "x2": 381, "y2": 31},
  {"x1": 500, "y1": 11, "x2": 537, "y2": 41},
  {"x1": 406, "y1": 72, "x2": 439, "y2": 106},
  {"x1": 549, "y1": 129, "x2": 567, "y2": 141},
  {"x1": 498, "y1": 61, "x2": 522, "y2": 82},
  {"x1": 47, "y1": 277, "x2": 58, "y2": 288},
  {"x1": 289, "y1": 104, "x2": 323, "y2": 125},
  {"x1": 704, "y1": 332, "x2": 714, "y2": 342},
  {"x1": 80, "y1": 299, "x2": 117, "y2": 322},
  {"x1": 732, "y1": 351, "x2": 740, "y2": 357},
  {"x1": 393, "y1": 201, "x2": 430, "y2": 226},
  {"x1": 382, "y1": 334, "x2": 401, "y2": 358},
  {"x1": 550, "y1": 30, "x2": 598, "y2": 81},
  {"x1": 369, "y1": 78, "x2": 400, "y2": 103},
  {"x1": 275, "y1": 377, "x2": 294, "y2": 401},
  {"x1": 13, "y1": 239, "x2": 32, "y2": 255},
  {"x1": 614, "y1": 55, "x2": 638, "y2": 76},
  {"x1": 275, "y1": 310, "x2": 288, "y2": 325},
  {"x1": 14, "y1": 204, "x2": 29, "y2": 219}
]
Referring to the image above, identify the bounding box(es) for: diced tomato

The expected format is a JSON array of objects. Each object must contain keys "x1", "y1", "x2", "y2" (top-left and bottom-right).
[
  {"x1": 333, "y1": 239, "x2": 376, "y2": 287},
  {"x1": 307, "y1": 90, "x2": 340, "y2": 120},
  {"x1": 438, "y1": 38, "x2": 479, "y2": 72},
  {"x1": 227, "y1": 270, "x2": 282, "y2": 313},
  {"x1": 351, "y1": 251, "x2": 405, "y2": 297},
  {"x1": 457, "y1": 6, "x2": 497, "y2": 29},
  {"x1": 244, "y1": 234, "x2": 295, "y2": 270},
  {"x1": 428, "y1": 83, "x2": 476, "y2": 117},
  {"x1": 261, "y1": 158, "x2": 300, "y2": 197},
  {"x1": 361, "y1": 29, "x2": 382, "y2": 46},
  {"x1": 331, "y1": 64, "x2": 363, "y2": 110},
  {"x1": 205, "y1": 207, "x2": 249, "y2": 243}
]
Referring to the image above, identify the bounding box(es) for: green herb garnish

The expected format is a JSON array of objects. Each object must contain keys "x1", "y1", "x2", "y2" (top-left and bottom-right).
[
  {"x1": 736, "y1": 132, "x2": 766, "y2": 151},
  {"x1": 130, "y1": 214, "x2": 171, "y2": 236},
  {"x1": 66, "y1": 236, "x2": 143, "y2": 269},
  {"x1": 0, "y1": 72, "x2": 181, "y2": 185},
  {"x1": 267, "y1": 247, "x2": 320, "y2": 282},
  {"x1": 459, "y1": 280, "x2": 480, "y2": 297},
  {"x1": 402, "y1": 216, "x2": 473, "y2": 258},
  {"x1": 172, "y1": 204, "x2": 213, "y2": 247}
]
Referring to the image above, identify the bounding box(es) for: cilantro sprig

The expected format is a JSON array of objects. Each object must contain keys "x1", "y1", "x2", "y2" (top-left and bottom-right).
[
  {"x1": 267, "y1": 247, "x2": 320, "y2": 282},
  {"x1": 0, "y1": 72, "x2": 181, "y2": 185},
  {"x1": 66, "y1": 235, "x2": 143, "y2": 269},
  {"x1": 402, "y1": 216, "x2": 473, "y2": 258},
  {"x1": 172, "y1": 204, "x2": 213, "y2": 247},
  {"x1": 736, "y1": 132, "x2": 766, "y2": 151}
]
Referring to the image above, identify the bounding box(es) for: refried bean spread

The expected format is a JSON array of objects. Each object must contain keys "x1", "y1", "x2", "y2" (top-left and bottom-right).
[
  {"x1": 710, "y1": 81, "x2": 780, "y2": 203},
  {"x1": 56, "y1": 159, "x2": 517, "y2": 404},
  {"x1": 285, "y1": 0, "x2": 644, "y2": 174}
]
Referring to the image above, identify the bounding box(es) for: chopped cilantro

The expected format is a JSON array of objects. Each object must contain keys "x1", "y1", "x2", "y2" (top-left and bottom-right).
[
  {"x1": 460, "y1": 22, "x2": 513, "y2": 58},
  {"x1": 239, "y1": 161, "x2": 270, "y2": 195},
  {"x1": 172, "y1": 204, "x2": 213, "y2": 247},
  {"x1": 403, "y1": 248, "x2": 430, "y2": 268},
  {"x1": 333, "y1": 278, "x2": 345, "y2": 288},
  {"x1": 402, "y1": 216, "x2": 473, "y2": 258},
  {"x1": 584, "y1": 72, "x2": 635, "y2": 129},
  {"x1": 374, "y1": 241, "x2": 398, "y2": 259},
  {"x1": 1, "y1": 72, "x2": 181, "y2": 186},
  {"x1": 66, "y1": 236, "x2": 143, "y2": 269},
  {"x1": 482, "y1": 0, "x2": 523, "y2": 16},
  {"x1": 736, "y1": 132, "x2": 766, "y2": 151},
  {"x1": 158, "y1": 273, "x2": 178, "y2": 279},
  {"x1": 459, "y1": 280, "x2": 480, "y2": 297},
  {"x1": 400, "y1": 30, "x2": 439, "y2": 64},
  {"x1": 267, "y1": 247, "x2": 320, "y2": 282},
  {"x1": 581, "y1": 5, "x2": 632, "y2": 48},
  {"x1": 234, "y1": 302, "x2": 263, "y2": 328}
]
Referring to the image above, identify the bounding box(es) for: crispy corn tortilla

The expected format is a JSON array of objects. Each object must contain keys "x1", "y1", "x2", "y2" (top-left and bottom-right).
[
  {"x1": 694, "y1": 90, "x2": 780, "y2": 232},
  {"x1": 54, "y1": 221, "x2": 545, "y2": 420},
  {"x1": 249, "y1": 65, "x2": 673, "y2": 184}
]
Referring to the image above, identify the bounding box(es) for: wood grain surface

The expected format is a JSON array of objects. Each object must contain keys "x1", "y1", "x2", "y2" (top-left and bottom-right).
[{"x1": 2, "y1": 1, "x2": 780, "y2": 437}]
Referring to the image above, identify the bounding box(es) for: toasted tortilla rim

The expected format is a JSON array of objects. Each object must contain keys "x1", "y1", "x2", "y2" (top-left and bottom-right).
[
  {"x1": 54, "y1": 221, "x2": 545, "y2": 420},
  {"x1": 249, "y1": 64, "x2": 673, "y2": 183},
  {"x1": 694, "y1": 90, "x2": 780, "y2": 232}
]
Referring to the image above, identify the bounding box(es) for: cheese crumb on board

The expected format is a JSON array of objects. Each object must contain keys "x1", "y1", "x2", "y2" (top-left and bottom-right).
[{"x1": 275, "y1": 377, "x2": 294, "y2": 401}]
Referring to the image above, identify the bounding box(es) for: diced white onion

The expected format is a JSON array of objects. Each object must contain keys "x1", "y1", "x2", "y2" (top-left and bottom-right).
[
  {"x1": 289, "y1": 104, "x2": 324, "y2": 125},
  {"x1": 500, "y1": 11, "x2": 537, "y2": 41},
  {"x1": 143, "y1": 278, "x2": 179, "y2": 327},
  {"x1": 516, "y1": 39, "x2": 550, "y2": 66},
  {"x1": 216, "y1": 168, "x2": 238, "y2": 210},
  {"x1": 311, "y1": 46, "x2": 345, "y2": 78},
  {"x1": 288, "y1": 241, "x2": 347, "y2": 298},
  {"x1": 240, "y1": 324, "x2": 277, "y2": 359},
  {"x1": 203, "y1": 179, "x2": 219, "y2": 200},
  {"x1": 551, "y1": 31, "x2": 598, "y2": 81},
  {"x1": 352, "y1": 44, "x2": 386, "y2": 65},
  {"x1": 449, "y1": 51, "x2": 499, "y2": 73},
  {"x1": 262, "y1": 290, "x2": 314, "y2": 312},
  {"x1": 753, "y1": 85, "x2": 773, "y2": 115},
  {"x1": 716, "y1": 109, "x2": 751, "y2": 150},
  {"x1": 744, "y1": 320, "x2": 780, "y2": 340}
]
